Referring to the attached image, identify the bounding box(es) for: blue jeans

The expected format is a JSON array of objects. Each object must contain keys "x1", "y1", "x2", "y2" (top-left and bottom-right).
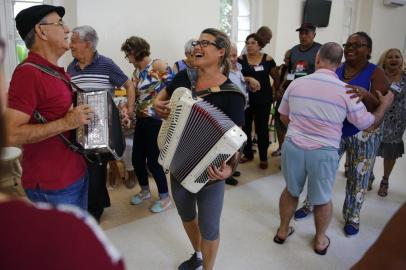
[{"x1": 25, "y1": 173, "x2": 89, "y2": 210}]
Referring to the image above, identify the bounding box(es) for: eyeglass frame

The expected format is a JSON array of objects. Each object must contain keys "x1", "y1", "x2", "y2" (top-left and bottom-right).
[
  {"x1": 342, "y1": 42, "x2": 369, "y2": 49},
  {"x1": 191, "y1": 40, "x2": 221, "y2": 49},
  {"x1": 245, "y1": 40, "x2": 258, "y2": 45},
  {"x1": 39, "y1": 19, "x2": 66, "y2": 28}
]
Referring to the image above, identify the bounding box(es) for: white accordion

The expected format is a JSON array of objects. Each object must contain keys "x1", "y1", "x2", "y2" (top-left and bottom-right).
[{"x1": 157, "y1": 87, "x2": 247, "y2": 193}]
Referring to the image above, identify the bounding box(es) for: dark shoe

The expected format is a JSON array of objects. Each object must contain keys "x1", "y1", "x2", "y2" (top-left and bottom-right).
[
  {"x1": 314, "y1": 236, "x2": 330, "y2": 255},
  {"x1": 378, "y1": 179, "x2": 389, "y2": 197},
  {"x1": 273, "y1": 226, "x2": 295, "y2": 244},
  {"x1": 344, "y1": 222, "x2": 359, "y2": 237},
  {"x1": 294, "y1": 206, "x2": 313, "y2": 220},
  {"x1": 225, "y1": 177, "x2": 238, "y2": 186},
  {"x1": 233, "y1": 170, "x2": 241, "y2": 177},
  {"x1": 240, "y1": 155, "x2": 254, "y2": 163},
  {"x1": 259, "y1": 161, "x2": 268, "y2": 170},
  {"x1": 178, "y1": 252, "x2": 203, "y2": 270}
]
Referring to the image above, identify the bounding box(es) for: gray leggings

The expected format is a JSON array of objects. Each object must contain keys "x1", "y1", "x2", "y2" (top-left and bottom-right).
[{"x1": 170, "y1": 177, "x2": 225, "y2": 241}]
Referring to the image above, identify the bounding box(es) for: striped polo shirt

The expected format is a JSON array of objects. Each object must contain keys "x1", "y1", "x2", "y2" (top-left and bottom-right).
[
  {"x1": 67, "y1": 52, "x2": 128, "y2": 92},
  {"x1": 278, "y1": 69, "x2": 375, "y2": 149}
]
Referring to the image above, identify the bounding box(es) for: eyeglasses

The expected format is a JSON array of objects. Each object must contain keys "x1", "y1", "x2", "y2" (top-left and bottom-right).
[
  {"x1": 39, "y1": 19, "x2": 65, "y2": 28},
  {"x1": 191, "y1": 40, "x2": 220, "y2": 48},
  {"x1": 342, "y1": 42, "x2": 369, "y2": 49},
  {"x1": 245, "y1": 41, "x2": 258, "y2": 45}
]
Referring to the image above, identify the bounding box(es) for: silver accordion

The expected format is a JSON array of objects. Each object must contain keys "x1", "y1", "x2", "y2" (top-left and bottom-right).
[
  {"x1": 157, "y1": 87, "x2": 247, "y2": 193},
  {"x1": 74, "y1": 90, "x2": 125, "y2": 160}
]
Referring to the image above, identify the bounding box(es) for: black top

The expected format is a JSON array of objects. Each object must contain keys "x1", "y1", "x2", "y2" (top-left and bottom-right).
[
  {"x1": 238, "y1": 53, "x2": 276, "y2": 105},
  {"x1": 166, "y1": 69, "x2": 245, "y2": 126}
]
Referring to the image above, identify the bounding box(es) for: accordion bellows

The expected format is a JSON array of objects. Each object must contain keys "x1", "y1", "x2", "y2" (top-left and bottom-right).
[
  {"x1": 158, "y1": 87, "x2": 247, "y2": 193},
  {"x1": 75, "y1": 90, "x2": 125, "y2": 160}
]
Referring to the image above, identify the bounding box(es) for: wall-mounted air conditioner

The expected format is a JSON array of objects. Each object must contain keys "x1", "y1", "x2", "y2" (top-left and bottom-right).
[{"x1": 383, "y1": 0, "x2": 406, "y2": 7}]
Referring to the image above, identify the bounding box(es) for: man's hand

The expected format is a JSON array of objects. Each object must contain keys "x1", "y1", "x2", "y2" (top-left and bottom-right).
[
  {"x1": 207, "y1": 161, "x2": 233, "y2": 181},
  {"x1": 63, "y1": 104, "x2": 94, "y2": 129},
  {"x1": 154, "y1": 99, "x2": 171, "y2": 119}
]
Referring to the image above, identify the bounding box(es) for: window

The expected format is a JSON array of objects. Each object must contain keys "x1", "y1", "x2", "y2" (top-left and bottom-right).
[
  {"x1": 13, "y1": 0, "x2": 44, "y2": 63},
  {"x1": 220, "y1": 0, "x2": 252, "y2": 54}
]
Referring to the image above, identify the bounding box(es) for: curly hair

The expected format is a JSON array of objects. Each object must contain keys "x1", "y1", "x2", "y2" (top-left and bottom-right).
[{"x1": 121, "y1": 36, "x2": 150, "y2": 62}]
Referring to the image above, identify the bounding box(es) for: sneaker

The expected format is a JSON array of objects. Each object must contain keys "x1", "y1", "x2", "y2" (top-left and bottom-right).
[
  {"x1": 130, "y1": 191, "x2": 151, "y2": 205},
  {"x1": 233, "y1": 170, "x2": 241, "y2": 177},
  {"x1": 294, "y1": 206, "x2": 313, "y2": 220},
  {"x1": 178, "y1": 252, "x2": 203, "y2": 270},
  {"x1": 225, "y1": 177, "x2": 238, "y2": 186},
  {"x1": 344, "y1": 222, "x2": 359, "y2": 237},
  {"x1": 150, "y1": 198, "x2": 172, "y2": 213}
]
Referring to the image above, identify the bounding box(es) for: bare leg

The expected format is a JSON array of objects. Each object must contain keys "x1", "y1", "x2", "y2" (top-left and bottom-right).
[
  {"x1": 278, "y1": 188, "x2": 298, "y2": 237},
  {"x1": 201, "y1": 238, "x2": 220, "y2": 270},
  {"x1": 314, "y1": 201, "x2": 332, "y2": 250},
  {"x1": 383, "y1": 158, "x2": 396, "y2": 179},
  {"x1": 182, "y1": 218, "x2": 201, "y2": 252}
]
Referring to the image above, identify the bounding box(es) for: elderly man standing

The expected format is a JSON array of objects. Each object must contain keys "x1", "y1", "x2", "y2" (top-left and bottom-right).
[
  {"x1": 67, "y1": 25, "x2": 135, "y2": 222},
  {"x1": 274, "y1": 42, "x2": 393, "y2": 255},
  {"x1": 6, "y1": 5, "x2": 92, "y2": 209},
  {"x1": 288, "y1": 22, "x2": 321, "y2": 80}
]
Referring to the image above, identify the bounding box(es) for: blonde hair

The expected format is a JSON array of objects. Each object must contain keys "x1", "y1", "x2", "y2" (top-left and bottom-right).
[{"x1": 377, "y1": 48, "x2": 404, "y2": 70}]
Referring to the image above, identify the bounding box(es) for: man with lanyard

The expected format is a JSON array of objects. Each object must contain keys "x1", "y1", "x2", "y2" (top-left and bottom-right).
[
  {"x1": 287, "y1": 22, "x2": 322, "y2": 81},
  {"x1": 68, "y1": 25, "x2": 136, "y2": 222},
  {"x1": 6, "y1": 5, "x2": 92, "y2": 209}
]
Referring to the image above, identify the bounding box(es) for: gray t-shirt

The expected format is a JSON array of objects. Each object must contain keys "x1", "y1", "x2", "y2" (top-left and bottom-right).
[{"x1": 288, "y1": 42, "x2": 321, "y2": 79}]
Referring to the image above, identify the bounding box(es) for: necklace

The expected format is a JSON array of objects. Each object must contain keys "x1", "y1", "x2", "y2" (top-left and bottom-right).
[{"x1": 343, "y1": 62, "x2": 369, "y2": 81}]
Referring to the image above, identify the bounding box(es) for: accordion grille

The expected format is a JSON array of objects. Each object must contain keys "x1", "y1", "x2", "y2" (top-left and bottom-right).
[
  {"x1": 194, "y1": 153, "x2": 230, "y2": 184},
  {"x1": 170, "y1": 101, "x2": 235, "y2": 181}
]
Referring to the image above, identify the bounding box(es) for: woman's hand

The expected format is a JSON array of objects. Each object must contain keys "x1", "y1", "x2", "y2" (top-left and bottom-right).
[
  {"x1": 154, "y1": 99, "x2": 171, "y2": 119},
  {"x1": 346, "y1": 85, "x2": 369, "y2": 103},
  {"x1": 207, "y1": 161, "x2": 233, "y2": 181},
  {"x1": 246, "y1": 77, "x2": 260, "y2": 92}
]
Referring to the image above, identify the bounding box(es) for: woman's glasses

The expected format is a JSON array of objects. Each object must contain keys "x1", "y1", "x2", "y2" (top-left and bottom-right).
[
  {"x1": 342, "y1": 42, "x2": 369, "y2": 49},
  {"x1": 192, "y1": 40, "x2": 220, "y2": 48}
]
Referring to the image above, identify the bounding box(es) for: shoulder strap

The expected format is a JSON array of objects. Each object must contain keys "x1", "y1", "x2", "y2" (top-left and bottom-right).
[
  {"x1": 20, "y1": 62, "x2": 97, "y2": 163},
  {"x1": 186, "y1": 67, "x2": 198, "y2": 99}
]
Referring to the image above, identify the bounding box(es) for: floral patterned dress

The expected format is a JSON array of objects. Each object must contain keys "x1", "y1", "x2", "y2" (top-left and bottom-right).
[{"x1": 378, "y1": 72, "x2": 406, "y2": 159}]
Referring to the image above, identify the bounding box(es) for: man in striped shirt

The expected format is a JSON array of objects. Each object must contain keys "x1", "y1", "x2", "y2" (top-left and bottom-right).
[
  {"x1": 274, "y1": 42, "x2": 393, "y2": 255},
  {"x1": 68, "y1": 25, "x2": 135, "y2": 222}
]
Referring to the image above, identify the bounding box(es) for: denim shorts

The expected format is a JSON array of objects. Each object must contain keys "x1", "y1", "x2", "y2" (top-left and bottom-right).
[
  {"x1": 25, "y1": 172, "x2": 89, "y2": 210},
  {"x1": 282, "y1": 138, "x2": 339, "y2": 205}
]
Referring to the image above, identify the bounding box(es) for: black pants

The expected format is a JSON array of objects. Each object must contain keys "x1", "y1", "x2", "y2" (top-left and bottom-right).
[
  {"x1": 87, "y1": 158, "x2": 111, "y2": 222},
  {"x1": 243, "y1": 103, "x2": 272, "y2": 162},
  {"x1": 132, "y1": 117, "x2": 168, "y2": 195}
]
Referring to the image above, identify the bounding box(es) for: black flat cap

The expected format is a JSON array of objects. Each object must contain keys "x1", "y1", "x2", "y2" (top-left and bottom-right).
[
  {"x1": 15, "y1": 4, "x2": 65, "y2": 40},
  {"x1": 296, "y1": 22, "x2": 316, "y2": 32}
]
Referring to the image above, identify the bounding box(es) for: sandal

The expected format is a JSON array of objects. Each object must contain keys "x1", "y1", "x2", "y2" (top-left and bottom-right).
[
  {"x1": 378, "y1": 178, "x2": 389, "y2": 197},
  {"x1": 240, "y1": 155, "x2": 254, "y2": 163},
  {"x1": 314, "y1": 236, "x2": 330, "y2": 255},
  {"x1": 273, "y1": 226, "x2": 295, "y2": 244}
]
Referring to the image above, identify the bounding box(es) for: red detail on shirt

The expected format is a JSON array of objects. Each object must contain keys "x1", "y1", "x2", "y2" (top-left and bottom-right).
[{"x1": 8, "y1": 52, "x2": 86, "y2": 190}]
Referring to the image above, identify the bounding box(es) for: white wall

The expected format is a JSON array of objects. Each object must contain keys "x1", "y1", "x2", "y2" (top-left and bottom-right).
[
  {"x1": 369, "y1": 0, "x2": 406, "y2": 61},
  {"x1": 73, "y1": 0, "x2": 219, "y2": 76}
]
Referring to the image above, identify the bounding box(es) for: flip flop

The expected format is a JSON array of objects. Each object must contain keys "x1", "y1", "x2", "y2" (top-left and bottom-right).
[
  {"x1": 314, "y1": 236, "x2": 330, "y2": 255},
  {"x1": 273, "y1": 226, "x2": 295, "y2": 244}
]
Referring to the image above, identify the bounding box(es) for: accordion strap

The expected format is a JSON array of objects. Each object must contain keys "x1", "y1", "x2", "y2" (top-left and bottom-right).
[{"x1": 185, "y1": 67, "x2": 246, "y2": 101}]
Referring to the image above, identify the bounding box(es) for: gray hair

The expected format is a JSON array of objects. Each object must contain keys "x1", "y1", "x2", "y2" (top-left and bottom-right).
[
  {"x1": 72, "y1": 25, "x2": 99, "y2": 51},
  {"x1": 184, "y1": 39, "x2": 196, "y2": 55},
  {"x1": 24, "y1": 17, "x2": 47, "y2": 49},
  {"x1": 318, "y1": 42, "x2": 343, "y2": 66}
]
